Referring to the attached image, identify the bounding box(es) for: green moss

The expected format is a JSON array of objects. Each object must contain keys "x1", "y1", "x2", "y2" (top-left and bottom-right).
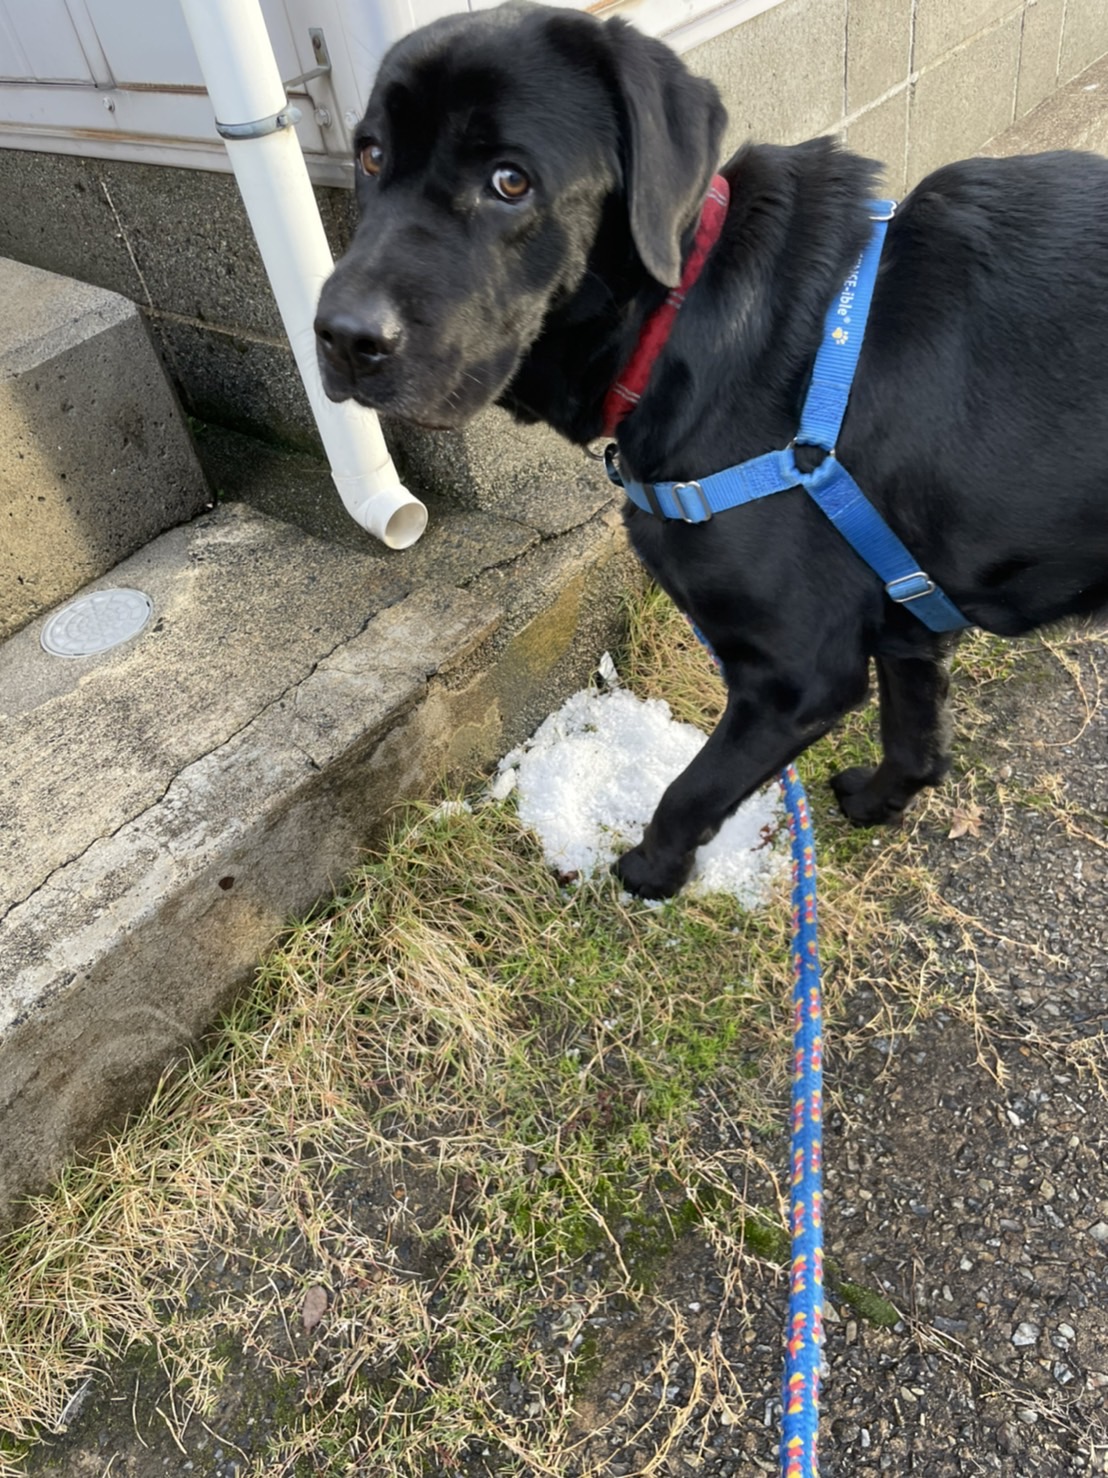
[
  {"x1": 737, "y1": 1210, "x2": 792, "y2": 1264},
  {"x1": 737, "y1": 1211, "x2": 900, "y2": 1327},
  {"x1": 833, "y1": 1277, "x2": 901, "y2": 1328}
]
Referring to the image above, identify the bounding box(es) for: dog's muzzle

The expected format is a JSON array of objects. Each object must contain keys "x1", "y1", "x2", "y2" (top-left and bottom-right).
[{"x1": 314, "y1": 291, "x2": 405, "y2": 396}]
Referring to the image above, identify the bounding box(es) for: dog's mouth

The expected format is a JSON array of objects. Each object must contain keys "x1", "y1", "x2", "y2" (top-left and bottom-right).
[
  {"x1": 317, "y1": 339, "x2": 521, "y2": 432},
  {"x1": 319, "y1": 371, "x2": 485, "y2": 432},
  {"x1": 319, "y1": 375, "x2": 460, "y2": 431}
]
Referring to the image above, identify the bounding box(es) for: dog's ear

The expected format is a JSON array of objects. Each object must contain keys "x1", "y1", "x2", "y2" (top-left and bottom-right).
[{"x1": 603, "y1": 19, "x2": 727, "y2": 287}]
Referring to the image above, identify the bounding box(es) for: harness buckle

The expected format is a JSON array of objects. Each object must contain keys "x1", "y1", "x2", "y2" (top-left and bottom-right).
[
  {"x1": 886, "y1": 572, "x2": 937, "y2": 604},
  {"x1": 672, "y1": 481, "x2": 712, "y2": 523}
]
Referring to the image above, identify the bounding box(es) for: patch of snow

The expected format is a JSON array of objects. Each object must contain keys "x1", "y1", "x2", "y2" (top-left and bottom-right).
[{"x1": 496, "y1": 666, "x2": 787, "y2": 906}]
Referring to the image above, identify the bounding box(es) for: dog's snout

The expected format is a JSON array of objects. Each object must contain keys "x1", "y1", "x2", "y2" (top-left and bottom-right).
[{"x1": 315, "y1": 295, "x2": 404, "y2": 373}]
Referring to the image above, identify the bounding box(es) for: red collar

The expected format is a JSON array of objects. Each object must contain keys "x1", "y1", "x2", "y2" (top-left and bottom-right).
[{"x1": 601, "y1": 174, "x2": 730, "y2": 439}]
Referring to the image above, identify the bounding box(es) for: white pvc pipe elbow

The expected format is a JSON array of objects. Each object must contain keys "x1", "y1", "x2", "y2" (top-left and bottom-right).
[{"x1": 178, "y1": 0, "x2": 427, "y2": 549}]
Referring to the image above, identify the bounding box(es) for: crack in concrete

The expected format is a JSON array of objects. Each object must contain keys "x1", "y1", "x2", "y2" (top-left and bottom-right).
[{"x1": 0, "y1": 598, "x2": 436, "y2": 930}]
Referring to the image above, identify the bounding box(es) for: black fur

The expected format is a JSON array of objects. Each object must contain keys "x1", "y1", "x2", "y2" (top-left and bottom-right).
[{"x1": 316, "y1": 1, "x2": 1108, "y2": 899}]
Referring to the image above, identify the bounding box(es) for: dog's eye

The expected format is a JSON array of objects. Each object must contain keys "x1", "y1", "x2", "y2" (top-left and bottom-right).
[
  {"x1": 490, "y1": 165, "x2": 531, "y2": 202},
  {"x1": 359, "y1": 139, "x2": 384, "y2": 177}
]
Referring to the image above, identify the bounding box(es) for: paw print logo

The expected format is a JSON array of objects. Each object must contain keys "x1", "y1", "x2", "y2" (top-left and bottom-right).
[{"x1": 832, "y1": 326, "x2": 849, "y2": 344}]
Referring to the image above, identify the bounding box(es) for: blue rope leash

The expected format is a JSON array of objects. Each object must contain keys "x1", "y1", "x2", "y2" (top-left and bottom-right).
[
  {"x1": 779, "y1": 762, "x2": 824, "y2": 1478},
  {"x1": 688, "y1": 626, "x2": 824, "y2": 1476}
]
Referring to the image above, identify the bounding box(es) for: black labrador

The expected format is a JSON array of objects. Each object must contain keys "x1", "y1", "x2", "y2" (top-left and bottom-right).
[{"x1": 315, "y1": 0, "x2": 1108, "y2": 899}]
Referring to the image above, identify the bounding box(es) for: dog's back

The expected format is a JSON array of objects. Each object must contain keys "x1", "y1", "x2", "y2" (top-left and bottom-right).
[{"x1": 846, "y1": 149, "x2": 1108, "y2": 635}]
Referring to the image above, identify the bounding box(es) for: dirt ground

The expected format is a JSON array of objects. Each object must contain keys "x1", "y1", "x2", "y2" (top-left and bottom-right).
[
  {"x1": 552, "y1": 631, "x2": 1108, "y2": 1477},
  {"x1": 23, "y1": 626, "x2": 1108, "y2": 1478}
]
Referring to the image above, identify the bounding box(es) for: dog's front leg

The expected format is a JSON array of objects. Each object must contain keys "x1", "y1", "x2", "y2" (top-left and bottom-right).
[
  {"x1": 830, "y1": 644, "x2": 959, "y2": 824},
  {"x1": 614, "y1": 691, "x2": 837, "y2": 899}
]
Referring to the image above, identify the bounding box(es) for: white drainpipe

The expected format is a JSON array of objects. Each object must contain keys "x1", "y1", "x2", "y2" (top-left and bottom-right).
[{"x1": 177, "y1": 0, "x2": 427, "y2": 549}]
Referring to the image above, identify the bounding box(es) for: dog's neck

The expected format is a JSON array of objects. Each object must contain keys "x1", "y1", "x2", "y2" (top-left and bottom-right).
[
  {"x1": 498, "y1": 141, "x2": 881, "y2": 479},
  {"x1": 496, "y1": 192, "x2": 676, "y2": 444},
  {"x1": 601, "y1": 177, "x2": 731, "y2": 440}
]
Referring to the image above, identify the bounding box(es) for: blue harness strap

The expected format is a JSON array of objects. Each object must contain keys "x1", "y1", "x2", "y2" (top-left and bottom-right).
[
  {"x1": 608, "y1": 203, "x2": 971, "y2": 635},
  {"x1": 794, "y1": 202, "x2": 893, "y2": 450}
]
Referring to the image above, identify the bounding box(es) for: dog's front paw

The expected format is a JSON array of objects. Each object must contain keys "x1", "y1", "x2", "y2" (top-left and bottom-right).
[
  {"x1": 613, "y1": 842, "x2": 692, "y2": 900},
  {"x1": 829, "y1": 766, "x2": 905, "y2": 826}
]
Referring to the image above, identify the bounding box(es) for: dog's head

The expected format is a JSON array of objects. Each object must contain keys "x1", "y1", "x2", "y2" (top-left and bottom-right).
[{"x1": 314, "y1": 1, "x2": 724, "y2": 429}]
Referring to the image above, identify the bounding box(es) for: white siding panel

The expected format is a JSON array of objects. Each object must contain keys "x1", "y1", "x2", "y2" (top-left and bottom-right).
[
  {"x1": 0, "y1": 0, "x2": 783, "y2": 174},
  {"x1": 0, "y1": 0, "x2": 94, "y2": 83},
  {"x1": 81, "y1": 0, "x2": 202, "y2": 87}
]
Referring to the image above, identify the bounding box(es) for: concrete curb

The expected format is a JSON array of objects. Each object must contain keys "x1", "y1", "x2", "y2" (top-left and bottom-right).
[{"x1": 0, "y1": 499, "x2": 634, "y2": 1221}]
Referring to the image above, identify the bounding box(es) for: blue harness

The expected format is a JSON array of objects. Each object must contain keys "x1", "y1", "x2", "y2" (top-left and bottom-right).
[{"x1": 606, "y1": 203, "x2": 970, "y2": 634}]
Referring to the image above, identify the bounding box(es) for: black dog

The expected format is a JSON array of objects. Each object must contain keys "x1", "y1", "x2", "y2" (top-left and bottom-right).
[{"x1": 316, "y1": 1, "x2": 1108, "y2": 899}]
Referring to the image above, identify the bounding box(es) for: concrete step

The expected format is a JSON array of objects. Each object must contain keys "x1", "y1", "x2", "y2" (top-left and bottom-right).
[
  {"x1": 0, "y1": 256, "x2": 208, "y2": 640},
  {"x1": 0, "y1": 493, "x2": 632, "y2": 1222}
]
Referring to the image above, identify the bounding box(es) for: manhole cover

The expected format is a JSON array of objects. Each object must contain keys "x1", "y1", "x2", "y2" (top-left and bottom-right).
[{"x1": 41, "y1": 588, "x2": 153, "y2": 657}]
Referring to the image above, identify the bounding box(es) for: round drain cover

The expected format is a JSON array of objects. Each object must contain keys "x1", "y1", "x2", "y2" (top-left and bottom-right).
[{"x1": 41, "y1": 588, "x2": 153, "y2": 658}]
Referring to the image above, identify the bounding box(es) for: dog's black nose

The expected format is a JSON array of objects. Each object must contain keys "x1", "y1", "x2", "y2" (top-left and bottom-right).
[{"x1": 315, "y1": 296, "x2": 403, "y2": 372}]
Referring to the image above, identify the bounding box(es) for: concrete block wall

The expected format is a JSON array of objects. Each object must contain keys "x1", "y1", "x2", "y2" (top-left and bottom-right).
[
  {"x1": 0, "y1": 149, "x2": 356, "y2": 453},
  {"x1": 0, "y1": 0, "x2": 1103, "y2": 455},
  {"x1": 694, "y1": 0, "x2": 1108, "y2": 195}
]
